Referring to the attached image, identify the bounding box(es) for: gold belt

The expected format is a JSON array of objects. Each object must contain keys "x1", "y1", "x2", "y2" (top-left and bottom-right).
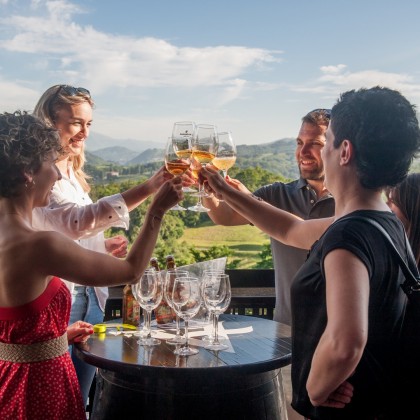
[{"x1": 0, "y1": 332, "x2": 68, "y2": 363}]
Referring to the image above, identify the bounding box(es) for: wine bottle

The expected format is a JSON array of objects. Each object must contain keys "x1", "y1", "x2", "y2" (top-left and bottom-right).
[
  {"x1": 153, "y1": 256, "x2": 176, "y2": 324},
  {"x1": 122, "y1": 284, "x2": 140, "y2": 327}
]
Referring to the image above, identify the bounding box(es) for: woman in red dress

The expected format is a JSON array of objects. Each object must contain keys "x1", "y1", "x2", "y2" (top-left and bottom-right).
[{"x1": 0, "y1": 111, "x2": 183, "y2": 419}]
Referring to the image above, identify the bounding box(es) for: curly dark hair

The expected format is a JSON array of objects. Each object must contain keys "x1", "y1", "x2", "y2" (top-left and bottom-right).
[
  {"x1": 0, "y1": 110, "x2": 62, "y2": 197},
  {"x1": 330, "y1": 86, "x2": 420, "y2": 189}
]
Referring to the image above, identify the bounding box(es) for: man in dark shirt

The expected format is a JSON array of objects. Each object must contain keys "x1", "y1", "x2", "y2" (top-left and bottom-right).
[{"x1": 204, "y1": 109, "x2": 335, "y2": 326}]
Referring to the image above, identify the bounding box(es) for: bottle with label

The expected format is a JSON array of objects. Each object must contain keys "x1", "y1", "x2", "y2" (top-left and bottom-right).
[
  {"x1": 153, "y1": 256, "x2": 176, "y2": 324},
  {"x1": 122, "y1": 284, "x2": 140, "y2": 327}
]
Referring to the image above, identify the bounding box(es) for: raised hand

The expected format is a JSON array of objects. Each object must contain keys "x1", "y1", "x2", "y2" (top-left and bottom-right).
[{"x1": 149, "y1": 177, "x2": 184, "y2": 216}]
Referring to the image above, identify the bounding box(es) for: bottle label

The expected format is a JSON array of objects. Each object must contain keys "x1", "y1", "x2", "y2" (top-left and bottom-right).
[
  {"x1": 155, "y1": 298, "x2": 175, "y2": 324},
  {"x1": 123, "y1": 295, "x2": 140, "y2": 326}
]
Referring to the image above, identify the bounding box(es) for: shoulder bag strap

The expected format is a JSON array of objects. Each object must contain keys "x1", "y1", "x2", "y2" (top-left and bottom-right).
[{"x1": 336, "y1": 215, "x2": 420, "y2": 296}]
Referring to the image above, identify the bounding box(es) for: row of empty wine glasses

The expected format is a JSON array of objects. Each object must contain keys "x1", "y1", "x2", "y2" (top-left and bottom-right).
[
  {"x1": 132, "y1": 267, "x2": 232, "y2": 355},
  {"x1": 165, "y1": 121, "x2": 237, "y2": 212}
]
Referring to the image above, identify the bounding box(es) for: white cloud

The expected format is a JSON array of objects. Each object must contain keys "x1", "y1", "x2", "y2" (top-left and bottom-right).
[
  {"x1": 0, "y1": 0, "x2": 281, "y2": 106},
  {"x1": 290, "y1": 65, "x2": 420, "y2": 102}
]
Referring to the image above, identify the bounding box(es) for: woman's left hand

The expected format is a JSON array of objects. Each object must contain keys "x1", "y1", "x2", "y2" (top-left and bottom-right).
[{"x1": 67, "y1": 321, "x2": 94, "y2": 345}]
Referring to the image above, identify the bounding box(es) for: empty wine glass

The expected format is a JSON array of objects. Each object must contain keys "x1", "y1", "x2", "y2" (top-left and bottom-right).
[
  {"x1": 172, "y1": 121, "x2": 196, "y2": 194},
  {"x1": 200, "y1": 270, "x2": 225, "y2": 342},
  {"x1": 212, "y1": 132, "x2": 237, "y2": 179},
  {"x1": 132, "y1": 269, "x2": 163, "y2": 346},
  {"x1": 164, "y1": 136, "x2": 191, "y2": 211},
  {"x1": 188, "y1": 124, "x2": 218, "y2": 212},
  {"x1": 202, "y1": 273, "x2": 231, "y2": 351},
  {"x1": 164, "y1": 269, "x2": 189, "y2": 345},
  {"x1": 172, "y1": 276, "x2": 202, "y2": 356}
]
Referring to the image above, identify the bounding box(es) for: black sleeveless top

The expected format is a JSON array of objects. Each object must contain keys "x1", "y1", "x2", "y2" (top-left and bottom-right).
[{"x1": 291, "y1": 210, "x2": 407, "y2": 419}]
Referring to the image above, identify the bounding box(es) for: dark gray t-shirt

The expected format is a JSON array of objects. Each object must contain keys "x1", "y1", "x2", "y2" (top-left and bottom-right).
[{"x1": 254, "y1": 178, "x2": 335, "y2": 325}]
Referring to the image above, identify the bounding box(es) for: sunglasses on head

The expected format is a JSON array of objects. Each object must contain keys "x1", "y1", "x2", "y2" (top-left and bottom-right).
[
  {"x1": 55, "y1": 85, "x2": 91, "y2": 98},
  {"x1": 309, "y1": 108, "x2": 331, "y2": 119}
]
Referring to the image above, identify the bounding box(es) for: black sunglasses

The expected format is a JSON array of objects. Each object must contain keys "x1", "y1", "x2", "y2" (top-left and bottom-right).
[
  {"x1": 309, "y1": 108, "x2": 331, "y2": 119},
  {"x1": 56, "y1": 85, "x2": 91, "y2": 98}
]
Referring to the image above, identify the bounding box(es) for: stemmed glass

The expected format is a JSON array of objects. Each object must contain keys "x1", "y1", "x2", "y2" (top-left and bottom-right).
[
  {"x1": 132, "y1": 269, "x2": 163, "y2": 346},
  {"x1": 172, "y1": 121, "x2": 196, "y2": 194},
  {"x1": 164, "y1": 136, "x2": 191, "y2": 211},
  {"x1": 202, "y1": 273, "x2": 232, "y2": 351},
  {"x1": 212, "y1": 132, "x2": 237, "y2": 179},
  {"x1": 164, "y1": 269, "x2": 189, "y2": 345},
  {"x1": 188, "y1": 124, "x2": 218, "y2": 212},
  {"x1": 171, "y1": 276, "x2": 202, "y2": 356},
  {"x1": 200, "y1": 270, "x2": 225, "y2": 342}
]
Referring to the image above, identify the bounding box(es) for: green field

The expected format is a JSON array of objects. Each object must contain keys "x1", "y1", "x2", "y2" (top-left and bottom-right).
[{"x1": 181, "y1": 223, "x2": 270, "y2": 268}]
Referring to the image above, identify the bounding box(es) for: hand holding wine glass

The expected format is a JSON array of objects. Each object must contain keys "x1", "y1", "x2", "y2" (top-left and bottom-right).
[
  {"x1": 132, "y1": 269, "x2": 163, "y2": 346},
  {"x1": 171, "y1": 276, "x2": 202, "y2": 356},
  {"x1": 164, "y1": 136, "x2": 191, "y2": 211}
]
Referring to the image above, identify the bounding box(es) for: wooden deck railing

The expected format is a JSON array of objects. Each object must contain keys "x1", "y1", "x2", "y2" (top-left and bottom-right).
[{"x1": 104, "y1": 269, "x2": 276, "y2": 321}]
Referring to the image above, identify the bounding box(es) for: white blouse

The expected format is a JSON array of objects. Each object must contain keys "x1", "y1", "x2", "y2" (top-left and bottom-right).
[{"x1": 32, "y1": 166, "x2": 130, "y2": 311}]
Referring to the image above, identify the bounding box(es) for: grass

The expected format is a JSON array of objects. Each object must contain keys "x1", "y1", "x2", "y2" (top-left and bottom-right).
[{"x1": 181, "y1": 224, "x2": 270, "y2": 268}]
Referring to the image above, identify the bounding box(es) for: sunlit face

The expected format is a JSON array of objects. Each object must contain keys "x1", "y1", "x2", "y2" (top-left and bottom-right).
[
  {"x1": 53, "y1": 102, "x2": 93, "y2": 159},
  {"x1": 33, "y1": 152, "x2": 62, "y2": 208},
  {"x1": 295, "y1": 122, "x2": 327, "y2": 181}
]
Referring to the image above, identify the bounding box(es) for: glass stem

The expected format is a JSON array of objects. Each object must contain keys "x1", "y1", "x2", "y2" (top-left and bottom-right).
[
  {"x1": 213, "y1": 312, "x2": 220, "y2": 344},
  {"x1": 183, "y1": 319, "x2": 190, "y2": 349},
  {"x1": 175, "y1": 315, "x2": 181, "y2": 337},
  {"x1": 146, "y1": 310, "x2": 152, "y2": 339}
]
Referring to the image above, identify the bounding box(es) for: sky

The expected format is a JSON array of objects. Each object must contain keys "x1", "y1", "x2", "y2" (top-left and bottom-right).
[{"x1": 1, "y1": 0, "x2": 420, "y2": 147}]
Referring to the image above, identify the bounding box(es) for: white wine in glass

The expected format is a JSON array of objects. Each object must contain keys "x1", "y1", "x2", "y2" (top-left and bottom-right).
[
  {"x1": 188, "y1": 124, "x2": 218, "y2": 212},
  {"x1": 212, "y1": 132, "x2": 237, "y2": 178},
  {"x1": 164, "y1": 136, "x2": 191, "y2": 211},
  {"x1": 172, "y1": 121, "x2": 196, "y2": 193}
]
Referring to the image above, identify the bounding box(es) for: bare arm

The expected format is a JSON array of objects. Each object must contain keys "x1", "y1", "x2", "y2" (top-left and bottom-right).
[
  {"x1": 36, "y1": 178, "x2": 183, "y2": 288},
  {"x1": 121, "y1": 166, "x2": 173, "y2": 211},
  {"x1": 201, "y1": 166, "x2": 333, "y2": 249},
  {"x1": 202, "y1": 175, "x2": 254, "y2": 225},
  {"x1": 306, "y1": 249, "x2": 368, "y2": 407}
]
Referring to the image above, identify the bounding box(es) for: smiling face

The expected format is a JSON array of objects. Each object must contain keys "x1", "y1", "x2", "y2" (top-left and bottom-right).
[
  {"x1": 295, "y1": 121, "x2": 328, "y2": 181},
  {"x1": 53, "y1": 102, "x2": 93, "y2": 159},
  {"x1": 33, "y1": 151, "x2": 62, "y2": 208}
]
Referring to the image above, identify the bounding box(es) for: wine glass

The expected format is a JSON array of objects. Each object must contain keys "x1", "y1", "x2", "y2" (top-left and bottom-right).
[
  {"x1": 164, "y1": 136, "x2": 191, "y2": 211},
  {"x1": 212, "y1": 132, "x2": 237, "y2": 179},
  {"x1": 200, "y1": 270, "x2": 225, "y2": 342},
  {"x1": 164, "y1": 269, "x2": 189, "y2": 345},
  {"x1": 132, "y1": 269, "x2": 163, "y2": 346},
  {"x1": 188, "y1": 124, "x2": 218, "y2": 212},
  {"x1": 202, "y1": 273, "x2": 231, "y2": 351},
  {"x1": 171, "y1": 276, "x2": 202, "y2": 356},
  {"x1": 172, "y1": 121, "x2": 196, "y2": 194}
]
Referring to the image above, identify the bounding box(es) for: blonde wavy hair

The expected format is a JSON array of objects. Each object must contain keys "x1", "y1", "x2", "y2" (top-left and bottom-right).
[{"x1": 32, "y1": 85, "x2": 95, "y2": 192}]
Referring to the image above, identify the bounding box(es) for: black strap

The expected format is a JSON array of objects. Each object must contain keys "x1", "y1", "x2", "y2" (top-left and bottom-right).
[{"x1": 335, "y1": 215, "x2": 420, "y2": 296}]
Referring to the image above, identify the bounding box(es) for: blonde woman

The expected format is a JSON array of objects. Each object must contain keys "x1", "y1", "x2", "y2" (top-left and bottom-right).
[{"x1": 31, "y1": 84, "x2": 172, "y2": 406}]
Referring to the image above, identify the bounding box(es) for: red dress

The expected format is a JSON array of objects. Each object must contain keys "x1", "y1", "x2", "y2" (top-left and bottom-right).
[{"x1": 0, "y1": 277, "x2": 85, "y2": 419}]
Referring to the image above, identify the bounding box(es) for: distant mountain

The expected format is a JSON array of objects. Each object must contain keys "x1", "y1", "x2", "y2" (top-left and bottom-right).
[
  {"x1": 85, "y1": 151, "x2": 108, "y2": 165},
  {"x1": 90, "y1": 146, "x2": 138, "y2": 165},
  {"x1": 126, "y1": 148, "x2": 164, "y2": 165},
  {"x1": 86, "y1": 131, "x2": 164, "y2": 153}
]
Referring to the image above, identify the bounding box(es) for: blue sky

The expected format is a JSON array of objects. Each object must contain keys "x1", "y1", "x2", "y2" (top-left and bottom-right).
[{"x1": 1, "y1": 0, "x2": 420, "y2": 147}]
